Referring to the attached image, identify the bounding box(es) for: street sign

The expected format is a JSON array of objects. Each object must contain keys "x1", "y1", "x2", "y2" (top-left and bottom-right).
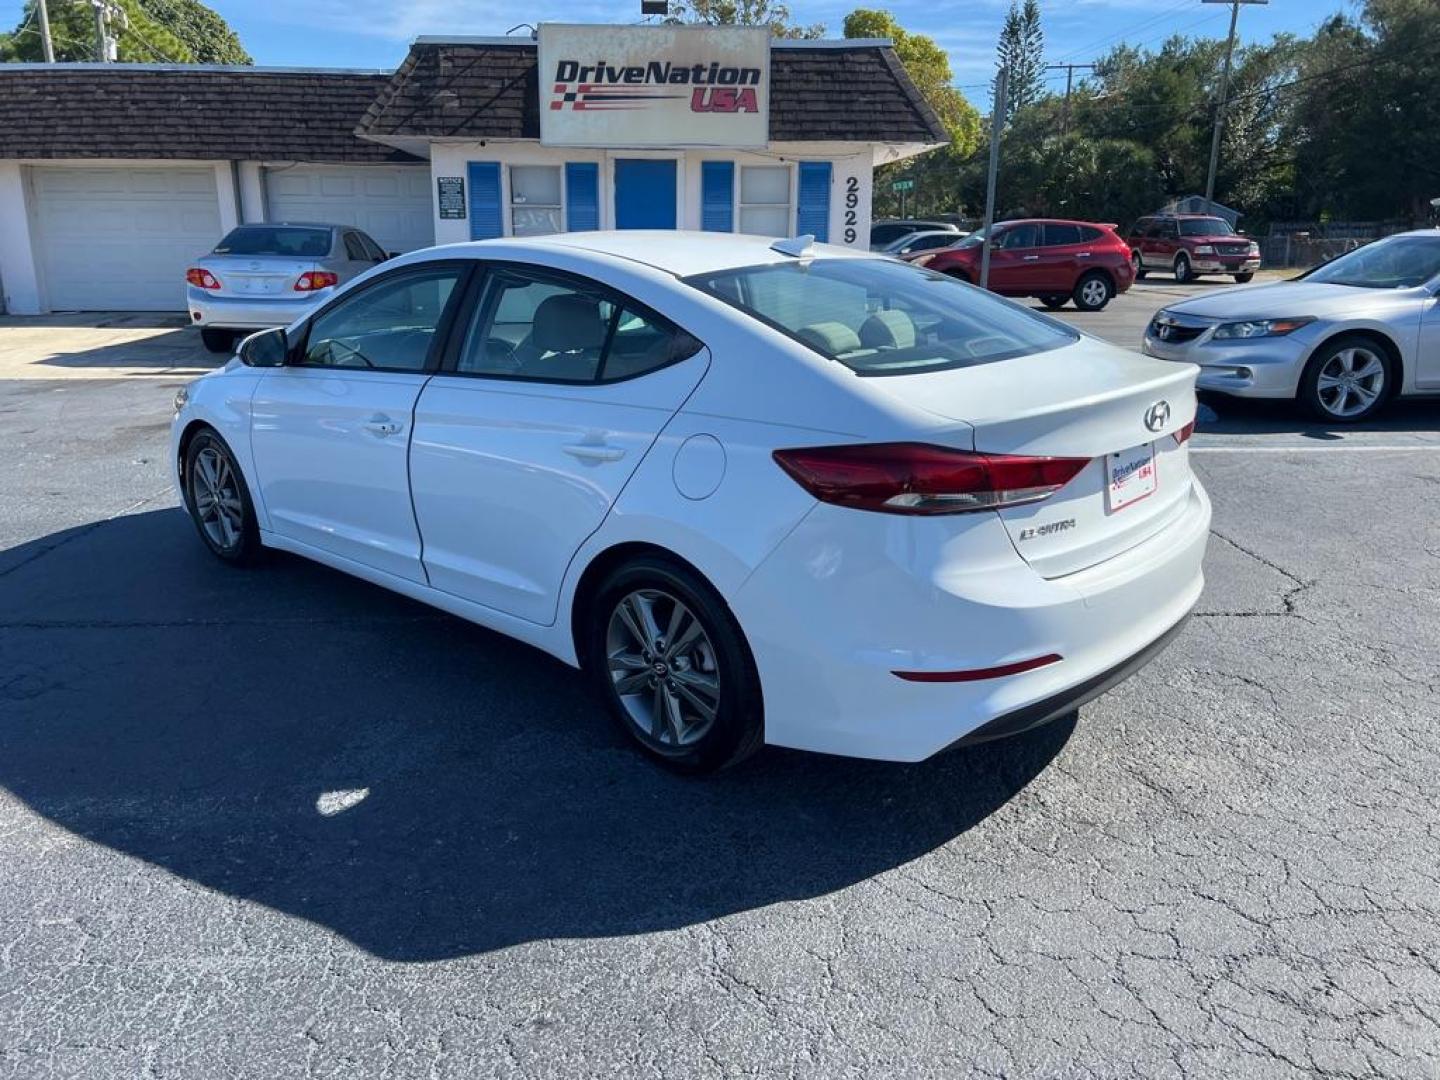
[{"x1": 891, "y1": 179, "x2": 915, "y2": 192}]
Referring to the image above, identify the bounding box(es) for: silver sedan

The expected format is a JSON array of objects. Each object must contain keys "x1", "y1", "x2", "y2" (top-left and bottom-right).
[
  {"x1": 186, "y1": 223, "x2": 393, "y2": 353},
  {"x1": 1142, "y1": 231, "x2": 1440, "y2": 421}
]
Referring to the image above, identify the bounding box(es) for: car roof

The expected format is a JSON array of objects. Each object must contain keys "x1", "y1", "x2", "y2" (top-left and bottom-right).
[
  {"x1": 240, "y1": 221, "x2": 344, "y2": 230},
  {"x1": 438, "y1": 230, "x2": 878, "y2": 277}
]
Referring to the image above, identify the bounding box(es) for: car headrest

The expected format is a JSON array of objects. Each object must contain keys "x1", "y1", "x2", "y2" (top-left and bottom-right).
[
  {"x1": 859, "y1": 310, "x2": 916, "y2": 350},
  {"x1": 532, "y1": 294, "x2": 607, "y2": 353},
  {"x1": 796, "y1": 321, "x2": 863, "y2": 356}
]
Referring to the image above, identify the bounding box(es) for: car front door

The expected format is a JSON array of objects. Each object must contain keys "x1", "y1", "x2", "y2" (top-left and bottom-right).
[
  {"x1": 409, "y1": 265, "x2": 710, "y2": 624},
  {"x1": 985, "y1": 223, "x2": 1042, "y2": 293},
  {"x1": 1416, "y1": 285, "x2": 1440, "y2": 389},
  {"x1": 248, "y1": 263, "x2": 469, "y2": 583}
]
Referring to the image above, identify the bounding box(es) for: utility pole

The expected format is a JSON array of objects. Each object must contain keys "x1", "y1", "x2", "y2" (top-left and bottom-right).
[
  {"x1": 90, "y1": 0, "x2": 124, "y2": 62},
  {"x1": 36, "y1": 0, "x2": 55, "y2": 62},
  {"x1": 1202, "y1": 0, "x2": 1267, "y2": 214},
  {"x1": 1043, "y1": 62, "x2": 1096, "y2": 138},
  {"x1": 980, "y1": 66, "x2": 1008, "y2": 291}
]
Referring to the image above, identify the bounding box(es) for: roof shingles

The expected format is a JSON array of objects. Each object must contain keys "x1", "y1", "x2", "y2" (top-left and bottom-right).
[{"x1": 0, "y1": 67, "x2": 421, "y2": 162}]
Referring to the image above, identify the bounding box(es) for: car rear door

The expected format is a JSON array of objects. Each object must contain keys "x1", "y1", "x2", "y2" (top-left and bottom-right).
[
  {"x1": 408, "y1": 264, "x2": 710, "y2": 625},
  {"x1": 248, "y1": 262, "x2": 470, "y2": 583},
  {"x1": 1035, "y1": 223, "x2": 1086, "y2": 292}
]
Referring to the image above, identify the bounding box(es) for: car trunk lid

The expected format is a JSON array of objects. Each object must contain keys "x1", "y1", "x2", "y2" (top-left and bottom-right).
[
  {"x1": 196, "y1": 255, "x2": 319, "y2": 299},
  {"x1": 869, "y1": 337, "x2": 1199, "y2": 578}
]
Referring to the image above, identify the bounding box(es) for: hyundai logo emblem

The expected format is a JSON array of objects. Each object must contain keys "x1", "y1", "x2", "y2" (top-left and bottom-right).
[{"x1": 1144, "y1": 401, "x2": 1171, "y2": 432}]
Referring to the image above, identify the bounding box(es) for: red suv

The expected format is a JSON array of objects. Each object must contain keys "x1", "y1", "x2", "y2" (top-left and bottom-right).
[
  {"x1": 1126, "y1": 213, "x2": 1261, "y2": 284},
  {"x1": 904, "y1": 218, "x2": 1134, "y2": 311}
]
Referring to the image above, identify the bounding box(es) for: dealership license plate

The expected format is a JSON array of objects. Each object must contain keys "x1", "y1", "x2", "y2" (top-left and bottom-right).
[{"x1": 1106, "y1": 443, "x2": 1158, "y2": 512}]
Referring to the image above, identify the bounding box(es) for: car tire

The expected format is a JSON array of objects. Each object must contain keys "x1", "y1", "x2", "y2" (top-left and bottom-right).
[
  {"x1": 586, "y1": 555, "x2": 764, "y2": 774},
  {"x1": 200, "y1": 327, "x2": 237, "y2": 354},
  {"x1": 183, "y1": 429, "x2": 263, "y2": 564},
  {"x1": 1131, "y1": 250, "x2": 1147, "y2": 280},
  {"x1": 1234, "y1": 272, "x2": 1255, "y2": 284},
  {"x1": 1299, "y1": 335, "x2": 1393, "y2": 424},
  {"x1": 1174, "y1": 253, "x2": 1195, "y2": 283},
  {"x1": 1038, "y1": 295, "x2": 1069, "y2": 310},
  {"x1": 1071, "y1": 272, "x2": 1113, "y2": 312}
]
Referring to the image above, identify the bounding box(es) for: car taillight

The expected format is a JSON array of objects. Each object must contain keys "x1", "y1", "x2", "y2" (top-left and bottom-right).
[
  {"x1": 295, "y1": 271, "x2": 338, "y2": 292},
  {"x1": 772, "y1": 443, "x2": 1091, "y2": 515},
  {"x1": 1174, "y1": 420, "x2": 1196, "y2": 445},
  {"x1": 186, "y1": 267, "x2": 220, "y2": 290}
]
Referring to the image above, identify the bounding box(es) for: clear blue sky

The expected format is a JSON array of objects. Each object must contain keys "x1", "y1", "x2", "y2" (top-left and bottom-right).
[{"x1": 2, "y1": 0, "x2": 1354, "y2": 107}]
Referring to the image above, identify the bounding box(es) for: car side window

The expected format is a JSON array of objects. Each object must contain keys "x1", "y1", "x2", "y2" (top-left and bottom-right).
[
  {"x1": 457, "y1": 268, "x2": 697, "y2": 383},
  {"x1": 301, "y1": 268, "x2": 461, "y2": 372},
  {"x1": 359, "y1": 234, "x2": 387, "y2": 262},
  {"x1": 343, "y1": 232, "x2": 368, "y2": 261},
  {"x1": 1161, "y1": 221, "x2": 1179, "y2": 239},
  {"x1": 1078, "y1": 225, "x2": 1103, "y2": 243},
  {"x1": 998, "y1": 224, "x2": 1040, "y2": 249},
  {"x1": 1043, "y1": 223, "x2": 1083, "y2": 247}
]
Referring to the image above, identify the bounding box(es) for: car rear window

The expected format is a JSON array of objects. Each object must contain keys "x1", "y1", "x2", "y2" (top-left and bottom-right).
[
  {"x1": 215, "y1": 227, "x2": 333, "y2": 257},
  {"x1": 686, "y1": 258, "x2": 1078, "y2": 376}
]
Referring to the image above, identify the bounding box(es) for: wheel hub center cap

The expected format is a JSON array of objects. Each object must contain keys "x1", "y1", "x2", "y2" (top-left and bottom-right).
[{"x1": 652, "y1": 661, "x2": 669, "y2": 677}]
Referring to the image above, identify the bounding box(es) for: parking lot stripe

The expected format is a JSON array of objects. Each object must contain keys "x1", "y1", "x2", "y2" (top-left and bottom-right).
[{"x1": 1191, "y1": 444, "x2": 1440, "y2": 453}]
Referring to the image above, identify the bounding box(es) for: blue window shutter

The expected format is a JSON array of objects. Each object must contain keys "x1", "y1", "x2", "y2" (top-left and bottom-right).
[
  {"x1": 701, "y1": 161, "x2": 734, "y2": 232},
  {"x1": 566, "y1": 163, "x2": 599, "y2": 232},
  {"x1": 467, "y1": 162, "x2": 502, "y2": 240},
  {"x1": 796, "y1": 161, "x2": 831, "y2": 242}
]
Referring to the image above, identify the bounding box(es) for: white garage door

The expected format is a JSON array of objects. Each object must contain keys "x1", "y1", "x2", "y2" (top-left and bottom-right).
[
  {"x1": 264, "y1": 165, "x2": 433, "y2": 255},
  {"x1": 31, "y1": 166, "x2": 221, "y2": 312}
]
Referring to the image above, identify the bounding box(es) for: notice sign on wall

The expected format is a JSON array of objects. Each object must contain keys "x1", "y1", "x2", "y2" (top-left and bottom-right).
[
  {"x1": 538, "y1": 24, "x2": 770, "y2": 149},
  {"x1": 437, "y1": 177, "x2": 466, "y2": 219}
]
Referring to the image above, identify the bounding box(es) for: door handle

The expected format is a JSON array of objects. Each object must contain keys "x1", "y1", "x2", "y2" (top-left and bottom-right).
[
  {"x1": 1022, "y1": 255, "x2": 1040, "y2": 261},
  {"x1": 562, "y1": 443, "x2": 625, "y2": 463},
  {"x1": 363, "y1": 414, "x2": 403, "y2": 437},
  {"x1": 1077, "y1": 251, "x2": 1093, "y2": 258}
]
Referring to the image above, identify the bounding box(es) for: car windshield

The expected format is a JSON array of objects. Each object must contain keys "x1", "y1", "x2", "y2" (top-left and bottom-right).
[
  {"x1": 686, "y1": 258, "x2": 1078, "y2": 376},
  {"x1": 1178, "y1": 218, "x2": 1234, "y2": 237},
  {"x1": 215, "y1": 227, "x2": 333, "y2": 257},
  {"x1": 1304, "y1": 235, "x2": 1440, "y2": 289}
]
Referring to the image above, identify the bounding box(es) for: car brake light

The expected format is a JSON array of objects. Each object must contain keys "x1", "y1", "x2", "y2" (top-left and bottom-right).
[
  {"x1": 186, "y1": 267, "x2": 221, "y2": 290},
  {"x1": 1174, "y1": 420, "x2": 1196, "y2": 445},
  {"x1": 295, "y1": 271, "x2": 339, "y2": 292},
  {"x1": 772, "y1": 443, "x2": 1091, "y2": 515}
]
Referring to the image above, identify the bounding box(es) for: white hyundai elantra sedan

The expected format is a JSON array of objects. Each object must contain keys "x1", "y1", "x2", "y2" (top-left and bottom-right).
[{"x1": 171, "y1": 231, "x2": 1210, "y2": 771}]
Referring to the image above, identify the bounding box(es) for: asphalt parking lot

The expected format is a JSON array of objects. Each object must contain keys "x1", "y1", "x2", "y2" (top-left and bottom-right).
[{"x1": 2, "y1": 278, "x2": 1439, "y2": 1079}]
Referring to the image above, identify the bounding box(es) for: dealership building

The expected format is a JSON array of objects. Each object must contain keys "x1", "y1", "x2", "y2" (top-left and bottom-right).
[{"x1": 0, "y1": 26, "x2": 945, "y2": 315}]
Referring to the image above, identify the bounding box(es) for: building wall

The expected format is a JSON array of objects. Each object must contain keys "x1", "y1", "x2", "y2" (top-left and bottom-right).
[
  {"x1": 427, "y1": 141, "x2": 875, "y2": 249},
  {"x1": 0, "y1": 161, "x2": 41, "y2": 315}
]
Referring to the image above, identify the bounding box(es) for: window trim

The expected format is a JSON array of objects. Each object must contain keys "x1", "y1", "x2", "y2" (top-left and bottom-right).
[
  {"x1": 736, "y1": 163, "x2": 794, "y2": 238},
  {"x1": 508, "y1": 163, "x2": 565, "y2": 238},
  {"x1": 436, "y1": 260, "x2": 705, "y2": 387},
  {"x1": 342, "y1": 231, "x2": 368, "y2": 261},
  {"x1": 287, "y1": 260, "x2": 477, "y2": 375}
]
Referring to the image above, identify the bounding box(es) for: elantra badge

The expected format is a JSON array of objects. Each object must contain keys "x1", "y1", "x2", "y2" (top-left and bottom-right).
[{"x1": 1144, "y1": 400, "x2": 1171, "y2": 432}]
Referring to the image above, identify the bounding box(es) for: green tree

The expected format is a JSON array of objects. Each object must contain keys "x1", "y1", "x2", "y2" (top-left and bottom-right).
[
  {"x1": 843, "y1": 8, "x2": 981, "y2": 153},
  {"x1": 994, "y1": 0, "x2": 1044, "y2": 121},
  {"x1": 1, "y1": 0, "x2": 249, "y2": 64},
  {"x1": 667, "y1": 0, "x2": 825, "y2": 39}
]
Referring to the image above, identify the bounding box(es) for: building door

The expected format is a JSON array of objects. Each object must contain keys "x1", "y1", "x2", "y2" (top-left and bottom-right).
[
  {"x1": 614, "y1": 159, "x2": 677, "y2": 229},
  {"x1": 264, "y1": 165, "x2": 433, "y2": 255},
  {"x1": 30, "y1": 165, "x2": 221, "y2": 311}
]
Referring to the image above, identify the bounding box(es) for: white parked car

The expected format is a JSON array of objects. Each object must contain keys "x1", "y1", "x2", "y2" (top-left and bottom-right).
[
  {"x1": 186, "y1": 223, "x2": 392, "y2": 354},
  {"x1": 172, "y1": 231, "x2": 1210, "y2": 771},
  {"x1": 1144, "y1": 230, "x2": 1440, "y2": 421}
]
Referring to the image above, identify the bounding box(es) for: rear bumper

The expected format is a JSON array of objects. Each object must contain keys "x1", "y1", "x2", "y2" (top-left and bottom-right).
[
  {"x1": 187, "y1": 286, "x2": 330, "y2": 330},
  {"x1": 951, "y1": 611, "x2": 1190, "y2": 747},
  {"x1": 734, "y1": 480, "x2": 1211, "y2": 762}
]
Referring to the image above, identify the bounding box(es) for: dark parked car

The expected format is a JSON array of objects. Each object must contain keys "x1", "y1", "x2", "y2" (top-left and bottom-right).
[
  {"x1": 869, "y1": 219, "x2": 959, "y2": 250},
  {"x1": 1126, "y1": 213, "x2": 1261, "y2": 284},
  {"x1": 905, "y1": 218, "x2": 1135, "y2": 311}
]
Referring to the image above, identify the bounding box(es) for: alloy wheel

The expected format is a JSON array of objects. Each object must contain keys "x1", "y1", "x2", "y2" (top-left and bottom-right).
[
  {"x1": 1080, "y1": 278, "x2": 1109, "y2": 308},
  {"x1": 605, "y1": 588, "x2": 721, "y2": 749},
  {"x1": 1317, "y1": 347, "x2": 1385, "y2": 418},
  {"x1": 192, "y1": 445, "x2": 245, "y2": 551}
]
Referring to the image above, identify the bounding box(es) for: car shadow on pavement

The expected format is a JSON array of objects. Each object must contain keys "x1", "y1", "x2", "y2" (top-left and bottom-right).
[
  {"x1": 0, "y1": 509, "x2": 1074, "y2": 962},
  {"x1": 0, "y1": 313, "x2": 213, "y2": 374}
]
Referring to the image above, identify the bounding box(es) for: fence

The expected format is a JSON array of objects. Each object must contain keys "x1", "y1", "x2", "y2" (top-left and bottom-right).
[{"x1": 1259, "y1": 220, "x2": 1418, "y2": 269}]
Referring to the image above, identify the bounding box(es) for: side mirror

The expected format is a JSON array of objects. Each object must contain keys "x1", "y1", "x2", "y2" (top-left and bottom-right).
[{"x1": 238, "y1": 327, "x2": 288, "y2": 367}]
